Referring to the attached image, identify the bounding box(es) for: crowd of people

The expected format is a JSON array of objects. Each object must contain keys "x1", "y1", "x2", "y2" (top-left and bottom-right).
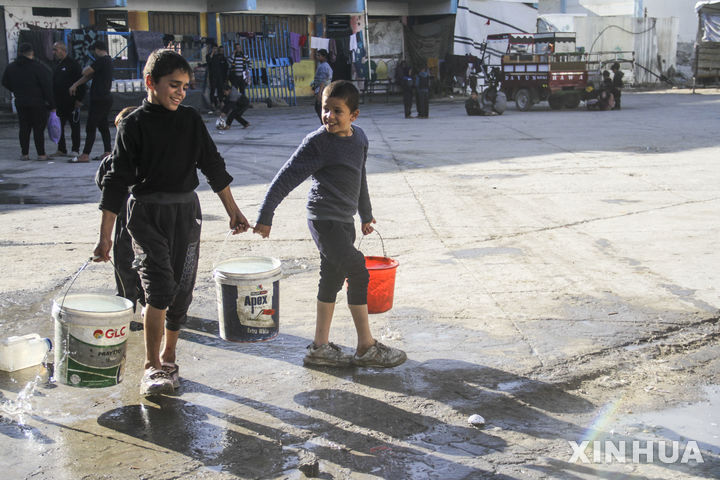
[
  {"x1": 2, "y1": 40, "x2": 116, "y2": 162},
  {"x1": 1, "y1": 39, "x2": 629, "y2": 395},
  {"x1": 2, "y1": 44, "x2": 409, "y2": 395}
]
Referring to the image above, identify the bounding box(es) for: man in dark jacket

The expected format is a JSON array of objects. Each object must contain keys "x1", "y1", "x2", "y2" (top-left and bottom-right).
[
  {"x1": 1, "y1": 42, "x2": 55, "y2": 161},
  {"x1": 207, "y1": 45, "x2": 229, "y2": 109},
  {"x1": 611, "y1": 62, "x2": 624, "y2": 110},
  {"x1": 52, "y1": 42, "x2": 85, "y2": 157}
]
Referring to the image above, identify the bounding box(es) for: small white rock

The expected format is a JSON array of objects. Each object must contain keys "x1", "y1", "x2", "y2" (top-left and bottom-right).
[{"x1": 468, "y1": 414, "x2": 486, "y2": 427}]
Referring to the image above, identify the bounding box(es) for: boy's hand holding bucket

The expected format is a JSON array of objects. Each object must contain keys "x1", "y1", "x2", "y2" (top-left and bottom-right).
[
  {"x1": 361, "y1": 218, "x2": 376, "y2": 235},
  {"x1": 254, "y1": 223, "x2": 271, "y2": 238}
]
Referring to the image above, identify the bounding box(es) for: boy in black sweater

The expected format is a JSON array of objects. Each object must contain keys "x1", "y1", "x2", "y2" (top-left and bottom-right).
[
  {"x1": 254, "y1": 80, "x2": 406, "y2": 369},
  {"x1": 94, "y1": 49, "x2": 250, "y2": 395}
]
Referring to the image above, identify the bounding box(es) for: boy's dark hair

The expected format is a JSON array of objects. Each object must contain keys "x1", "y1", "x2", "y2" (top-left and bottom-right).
[
  {"x1": 316, "y1": 49, "x2": 328, "y2": 58},
  {"x1": 92, "y1": 40, "x2": 108, "y2": 51},
  {"x1": 114, "y1": 106, "x2": 137, "y2": 127},
  {"x1": 323, "y1": 80, "x2": 360, "y2": 112},
  {"x1": 611, "y1": 62, "x2": 620, "y2": 71},
  {"x1": 18, "y1": 43, "x2": 33, "y2": 55},
  {"x1": 143, "y1": 48, "x2": 193, "y2": 83}
]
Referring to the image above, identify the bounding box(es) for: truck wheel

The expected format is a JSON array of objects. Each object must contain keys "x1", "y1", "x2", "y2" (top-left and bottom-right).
[
  {"x1": 548, "y1": 95, "x2": 563, "y2": 110},
  {"x1": 564, "y1": 93, "x2": 580, "y2": 109},
  {"x1": 515, "y1": 88, "x2": 532, "y2": 111}
]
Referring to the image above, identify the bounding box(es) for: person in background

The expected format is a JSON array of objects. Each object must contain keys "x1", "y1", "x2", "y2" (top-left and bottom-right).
[
  {"x1": 1, "y1": 42, "x2": 55, "y2": 161},
  {"x1": 465, "y1": 91, "x2": 497, "y2": 116},
  {"x1": 415, "y1": 65, "x2": 430, "y2": 119},
  {"x1": 69, "y1": 40, "x2": 113, "y2": 163},
  {"x1": 598, "y1": 70, "x2": 616, "y2": 111},
  {"x1": 218, "y1": 84, "x2": 251, "y2": 129},
  {"x1": 207, "y1": 44, "x2": 229, "y2": 110},
  {"x1": 611, "y1": 62, "x2": 624, "y2": 110},
  {"x1": 311, "y1": 49, "x2": 333, "y2": 123},
  {"x1": 51, "y1": 42, "x2": 85, "y2": 158},
  {"x1": 228, "y1": 43, "x2": 249, "y2": 95},
  {"x1": 395, "y1": 60, "x2": 414, "y2": 118}
]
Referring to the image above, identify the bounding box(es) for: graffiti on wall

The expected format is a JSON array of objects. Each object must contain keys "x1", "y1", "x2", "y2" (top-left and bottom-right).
[{"x1": 5, "y1": 7, "x2": 73, "y2": 62}]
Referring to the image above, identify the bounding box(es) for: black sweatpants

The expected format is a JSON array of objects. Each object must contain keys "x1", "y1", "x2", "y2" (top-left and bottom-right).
[
  {"x1": 16, "y1": 105, "x2": 48, "y2": 156},
  {"x1": 209, "y1": 76, "x2": 225, "y2": 107},
  {"x1": 308, "y1": 219, "x2": 369, "y2": 305},
  {"x1": 83, "y1": 98, "x2": 113, "y2": 155},
  {"x1": 126, "y1": 192, "x2": 202, "y2": 331},
  {"x1": 416, "y1": 89, "x2": 429, "y2": 118},
  {"x1": 402, "y1": 87, "x2": 414, "y2": 117},
  {"x1": 57, "y1": 107, "x2": 81, "y2": 154},
  {"x1": 222, "y1": 97, "x2": 250, "y2": 127},
  {"x1": 113, "y1": 201, "x2": 144, "y2": 310}
]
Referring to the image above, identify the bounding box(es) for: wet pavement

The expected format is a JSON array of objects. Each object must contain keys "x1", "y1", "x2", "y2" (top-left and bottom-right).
[{"x1": 0, "y1": 90, "x2": 719, "y2": 479}]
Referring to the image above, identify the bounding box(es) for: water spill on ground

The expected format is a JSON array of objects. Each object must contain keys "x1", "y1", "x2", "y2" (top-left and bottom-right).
[{"x1": 616, "y1": 385, "x2": 720, "y2": 455}]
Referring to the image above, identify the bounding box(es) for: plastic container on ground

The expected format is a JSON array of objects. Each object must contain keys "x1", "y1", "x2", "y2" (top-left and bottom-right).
[{"x1": 0, "y1": 334, "x2": 52, "y2": 372}]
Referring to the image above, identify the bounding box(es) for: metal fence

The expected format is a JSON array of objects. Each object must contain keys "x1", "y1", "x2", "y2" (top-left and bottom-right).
[{"x1": 223, "y1": 24, "x2": 296, "y2": 106}]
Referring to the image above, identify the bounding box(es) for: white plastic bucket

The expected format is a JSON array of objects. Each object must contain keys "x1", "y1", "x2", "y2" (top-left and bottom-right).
[
  {"x1": 213, "y1": 257, "x2": 282, "y2": 342},
  {"x1": 52, "y1": 294, "x2": 133, "y2": 388}
]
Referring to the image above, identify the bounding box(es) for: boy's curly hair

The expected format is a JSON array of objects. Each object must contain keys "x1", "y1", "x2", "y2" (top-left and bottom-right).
[
  {"x1": 323, "y1": 80, "x2": 360, "y2": 112},
  {"x1": 143, "y1": 49, "x2": 193, "y2": 83}
]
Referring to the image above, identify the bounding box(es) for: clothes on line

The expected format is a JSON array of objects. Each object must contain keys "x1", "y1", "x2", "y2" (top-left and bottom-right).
[{"x1": 310, "y1": 36, "x2": 330, "y2": 51}]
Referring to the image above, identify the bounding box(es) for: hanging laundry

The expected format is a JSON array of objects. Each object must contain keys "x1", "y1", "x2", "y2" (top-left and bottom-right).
[
  {"x1": 328, "y1": 38, "x2": 337, "y2": 62},
  {"x1": 310, "y1": 36, "x2": 329, "y2": 51},
  {"x1": 289, "y1": 32, "x2": 302, "y2": 63}
]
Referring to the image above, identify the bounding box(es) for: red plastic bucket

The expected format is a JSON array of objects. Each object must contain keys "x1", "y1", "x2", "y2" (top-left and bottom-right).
[{"x1": 365, "y1": 255, "x2": 399, "y2": 314}]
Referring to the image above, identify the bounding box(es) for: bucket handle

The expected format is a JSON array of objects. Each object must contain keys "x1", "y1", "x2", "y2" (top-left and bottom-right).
[
  {"x1": 212, "y1": 229, "x2": 235, "y2": 269},
  {"x1": 357, "y1": 228, "x2": 387, "y2": 258},
  {"x1": 58, "y1": 257, "x2": 126, "y2": 316}
]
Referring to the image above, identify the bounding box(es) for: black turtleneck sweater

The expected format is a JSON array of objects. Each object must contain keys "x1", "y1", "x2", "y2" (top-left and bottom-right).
[{"x1": 100, "y1": 100, "x2": 233, "y2": 214}]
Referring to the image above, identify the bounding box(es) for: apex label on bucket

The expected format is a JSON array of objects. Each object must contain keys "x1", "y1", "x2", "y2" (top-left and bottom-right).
[
  {"x1": 217, "y1": 280, "x2": 280, "y2": 342},
  {"x1": 213, "y1": 256, "x2": 282, "y2": 343},
  {"x1": 242, "y1": 286, "x2": 275, "y2": 327}
]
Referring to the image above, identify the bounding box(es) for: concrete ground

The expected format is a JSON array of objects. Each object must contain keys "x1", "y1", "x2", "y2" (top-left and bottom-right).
[{"x1": 0, "y1": 90, "x2": 719, "y2": 479}]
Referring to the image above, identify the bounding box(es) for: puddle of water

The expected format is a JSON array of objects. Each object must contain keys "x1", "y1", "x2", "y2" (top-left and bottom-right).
[
  {"x1": 0, "y1": 182, "x2": 39, "y2": 205},
  {"x1": 0, "y1": 183, "x2": 40, "y2": 205},
  {"x1": 618, "y1": 385, "x2": 720, "y2": 455}
]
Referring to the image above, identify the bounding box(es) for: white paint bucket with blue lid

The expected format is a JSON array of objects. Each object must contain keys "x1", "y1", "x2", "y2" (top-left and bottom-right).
[{"x1": 213, "y1": 257, "x2": 282, "y2": 342}]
